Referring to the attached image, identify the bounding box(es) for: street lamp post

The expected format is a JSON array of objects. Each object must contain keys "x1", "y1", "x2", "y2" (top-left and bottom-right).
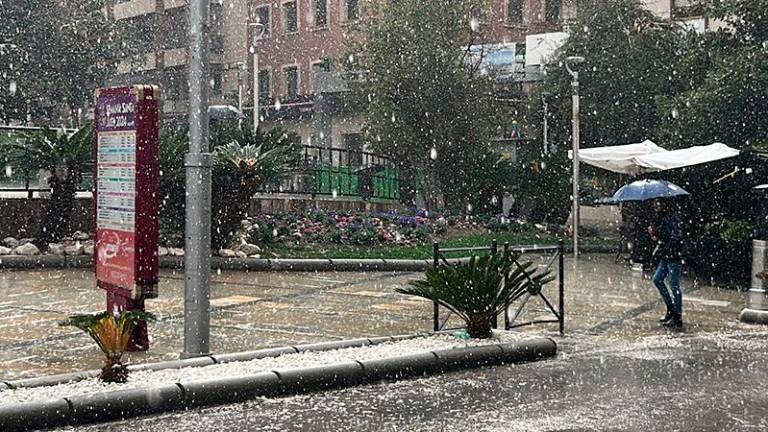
[
  {"x1": 248, "y1": 22, "x2": 266, "y2": 132},
  {"x1": 182, "y1": 0, "x2": 212, "y2": 359},
  {"x1": 541, "y1": 93, "x2": 549, "y2": 155},
  {"x1": 565, "y1": 56, "x2": 585, "y2": 259}
]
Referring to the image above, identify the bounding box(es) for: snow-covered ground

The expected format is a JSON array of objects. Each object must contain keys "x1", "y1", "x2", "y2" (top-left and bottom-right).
[{"x1": 0, "y1": 331, "x2": 539, "y2": 406}]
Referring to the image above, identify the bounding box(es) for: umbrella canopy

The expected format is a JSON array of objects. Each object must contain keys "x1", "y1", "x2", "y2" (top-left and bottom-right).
[
  {"x1": 610, "y1": 179, "x2": 690, "y2": 202},
  {"x1": 578, "y1": 141, "x2": 740, "y2": 175}
]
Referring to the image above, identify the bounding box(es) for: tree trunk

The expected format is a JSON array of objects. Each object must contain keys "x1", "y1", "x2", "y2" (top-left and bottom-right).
[
  {"x1": 100, "y1": 356, "x2": 129, "y2": 383},
  {"x1": 466, "y1": 314, "x2": 493, "y2": 339},
  {"x1": 42, "y1": 174, "x2": 77, "y2": 245}
]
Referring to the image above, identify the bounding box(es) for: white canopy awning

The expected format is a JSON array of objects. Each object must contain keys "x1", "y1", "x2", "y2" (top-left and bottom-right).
[
  {"x1": 576, "y1": 140, "x2": 666, "y2": 174},
  {"x1": 577, "y1": 141, "x2": 740, "y2": 175}
]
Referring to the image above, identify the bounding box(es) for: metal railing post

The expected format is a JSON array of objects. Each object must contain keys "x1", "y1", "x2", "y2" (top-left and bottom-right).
[
  {"x1": 433, "y1": 242, "x2": 439, "y2": 332},
  {"x1": 558, "y1": 238, "x2": 565, "y2": 334},
  {"x1": 504, "y1": 242, "x2": 511, "y2": 330}
]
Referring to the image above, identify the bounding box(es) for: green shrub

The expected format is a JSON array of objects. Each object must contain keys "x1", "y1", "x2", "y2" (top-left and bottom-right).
[
  {"x1": 720, "y1": 220, "x2": 752, "y2": 241},
  {"x1": 398, "y1": 252, "x2": 553, "y2": 338}
]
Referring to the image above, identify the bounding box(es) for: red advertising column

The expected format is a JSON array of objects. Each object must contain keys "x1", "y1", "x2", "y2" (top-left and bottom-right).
[{"x1": 93, "y1": 85, "x2": 160, "y2": 351}]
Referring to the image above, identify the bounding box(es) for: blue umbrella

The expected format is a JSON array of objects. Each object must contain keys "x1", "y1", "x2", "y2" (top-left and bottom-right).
[{"x1": 610, "y1": 179, "x2": 689, "y2": 202}]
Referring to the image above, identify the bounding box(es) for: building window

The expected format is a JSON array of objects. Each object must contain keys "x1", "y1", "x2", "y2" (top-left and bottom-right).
[
  {"x1": 210, "y1": 66, "x2": 224, "y2": 96},
  {"x1": 545, "y1": 0, "x2": 561, "y2": 23},
  {"x1": 161, "y1": 7, "x2": 186, "y2": 50},
  {"x1": 507, "y1": 0, "x2": 524, "y2": 25},
  {"x1": 313, "y1": 0, "x2": 328, "y2": 27},
  {"x1": 258, "y1": 69, "x2": 271, "y2": 101},
  {"x1": 312, "y1": 59, "x2": 331, "y2": 92},
  {"x1": 344, "y1": 0, "x2": 359, "y2": 21},
  {"x1": 210, "y1": 2, "x2": 225, "y2": 53},
  {"x1": 283, "y1": 66, "x2": 299, "y2": 100},
  {"x1": 254, "y1": 5, "x2": 270, "y2": 36},
  {"x1": 283, "y1": 1, "x2": 298, "y2": 33}
]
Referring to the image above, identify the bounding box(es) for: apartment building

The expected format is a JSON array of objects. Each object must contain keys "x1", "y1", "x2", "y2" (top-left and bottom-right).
[{"x1": 110, "y1": 0, "x2": 712, "y2": 149}]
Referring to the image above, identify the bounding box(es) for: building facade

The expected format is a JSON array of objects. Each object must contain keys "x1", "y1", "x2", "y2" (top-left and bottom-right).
[{"x1": 110, "y1": 0, "x2": 714, "y2": 148}]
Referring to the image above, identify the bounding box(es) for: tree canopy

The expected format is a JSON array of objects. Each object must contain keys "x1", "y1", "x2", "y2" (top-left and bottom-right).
[
  {"x1": 536, "y1": 0, "x2": 691, "y2": 150},
  {"x1": 350, "y1": 0, "x2": 510, "y2": 210},
  {"x1": 0, "y1": 0, "x2": 128, "y2": 125}
]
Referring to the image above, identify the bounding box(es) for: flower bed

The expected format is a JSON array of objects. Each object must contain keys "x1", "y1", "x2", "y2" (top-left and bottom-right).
[{"x1": 243, "y1": 209, "x2": 537, "y2": 248}]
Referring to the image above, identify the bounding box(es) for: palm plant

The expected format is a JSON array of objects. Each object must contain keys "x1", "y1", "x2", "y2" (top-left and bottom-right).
[
  {"x1": 2, "y1": 126, "x2": 93, "y2": 244},
  {"x1": 398, "y1": 252, "x2": 553, "y2": 338},
  {"x1": 60, "y1": 310, "x2": 156, "y2": 383},
  {"x1": 211, "y1": 126, "x2": 301, "y2": 249}
]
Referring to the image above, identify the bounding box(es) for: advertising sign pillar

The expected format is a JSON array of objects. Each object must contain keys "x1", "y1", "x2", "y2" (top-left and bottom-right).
[{"x1": 93, "y1": 85, "x2": 161, "y2": 351}]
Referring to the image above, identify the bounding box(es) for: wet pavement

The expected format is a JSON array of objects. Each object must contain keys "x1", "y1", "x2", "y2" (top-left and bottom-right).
[
  {"x1": 62, "y1": 329, "x2": 768, "y2": 431},
  {"x1": 0, "y1": 254, "x2": 756, "y2": 380},
  {"x1": 2, "y1": 253, "x2": 767, "y2": 430}
]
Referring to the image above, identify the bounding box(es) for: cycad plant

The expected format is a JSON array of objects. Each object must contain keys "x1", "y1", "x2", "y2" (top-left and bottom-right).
[
  {"x1": 60, "y1": 310, "x2": 156, "y2": 383},
  {"x1": 2, "y1": 126, "x2": 93, "y2": 244},
  {"x1": 211, "y1": 126, "x2": 301, "y2": 249},
  {"x1": 398, "y1": 252, "x2": 553, "y2": 338}
]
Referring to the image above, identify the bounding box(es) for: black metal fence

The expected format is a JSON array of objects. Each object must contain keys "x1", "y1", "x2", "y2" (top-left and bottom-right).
[
  {"x1": 1, "y1": 128, "x2": 400, "y2": 201},
  {"x1": 431, "y1": 239, "x2": 565, "y2": 334},
  {"x1": 255, "y1": 145, "x2": 400, "y2": 201}
]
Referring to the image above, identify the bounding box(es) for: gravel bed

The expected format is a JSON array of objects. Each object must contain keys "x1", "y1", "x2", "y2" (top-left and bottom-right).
[{"x1": 0, "y1": 331, "x2": 536, "y2": 406}]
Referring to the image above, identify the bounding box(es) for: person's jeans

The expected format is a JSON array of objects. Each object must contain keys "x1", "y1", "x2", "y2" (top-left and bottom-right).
[{"x1": 653, "y1": 258, "x2": 682, "y2": 316}]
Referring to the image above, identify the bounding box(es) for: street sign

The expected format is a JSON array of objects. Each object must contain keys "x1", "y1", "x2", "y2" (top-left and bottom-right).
[{"x1": 93, "y1": 85, "x2": 160, "y2": 350}]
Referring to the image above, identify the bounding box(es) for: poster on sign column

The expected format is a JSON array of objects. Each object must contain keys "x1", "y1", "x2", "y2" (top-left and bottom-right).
[
  {"x1": 94, "y1": 86, "x2": 159, "y2": 301},
  {"x1": 96, "y1": 93, "x2": 137, "y2": 291}
]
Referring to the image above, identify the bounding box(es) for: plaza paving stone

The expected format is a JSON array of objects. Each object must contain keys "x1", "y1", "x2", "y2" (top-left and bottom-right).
[{"x1": 0, "y1": 254, "x2": 758, "y2": 381}]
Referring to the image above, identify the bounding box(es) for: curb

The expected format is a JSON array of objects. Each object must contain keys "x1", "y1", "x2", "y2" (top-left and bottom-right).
[
  {"x1": 739, "y1": 308, "x2": 768, "y2": 325},
  {"x1": 0, "y1": 337, "x2": 556, "y2": 431},
  {"x1": 0, "y1": 245, "x2": 614, "y2": 271},
  {"x1": 2, "y1": 334, "x2": 423, "y2": 391}
]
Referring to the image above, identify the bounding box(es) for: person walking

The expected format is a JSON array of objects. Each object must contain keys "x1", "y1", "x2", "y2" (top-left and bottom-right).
[{"x1": 648, "y1": 200, "x2": 684, "y2": 328}]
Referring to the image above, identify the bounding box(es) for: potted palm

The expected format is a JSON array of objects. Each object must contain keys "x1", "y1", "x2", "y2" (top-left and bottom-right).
[
  {"x1": 398, "y1": 252, "x2": 553, "y2": 338},
  {"x1": 60, "y1": 310, "x2": 156, "y2": 383}
]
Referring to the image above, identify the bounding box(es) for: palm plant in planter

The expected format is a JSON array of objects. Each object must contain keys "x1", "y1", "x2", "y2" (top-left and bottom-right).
[
  {"x1": 60, "y1": 310, "x2": 156, "y2": 383},
  {"x1": 398, "y1": 253, "x2": 553, "y2": 338},
  {"x1": 210, "y1": 126, "x2": 301, "y2": 249},
  {"x1": 3, "y1": 126, "x2": 93, "y2": 244}
]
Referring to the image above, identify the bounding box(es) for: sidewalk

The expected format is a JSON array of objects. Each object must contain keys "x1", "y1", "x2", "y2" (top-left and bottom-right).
[{"x1": 0, "y1": 254, "x2": 756, "y2": 380}]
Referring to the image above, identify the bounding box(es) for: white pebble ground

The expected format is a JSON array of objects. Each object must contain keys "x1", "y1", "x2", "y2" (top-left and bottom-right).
[{"x1": 0, "y1": 331, "x2": 537, "y2": 406}]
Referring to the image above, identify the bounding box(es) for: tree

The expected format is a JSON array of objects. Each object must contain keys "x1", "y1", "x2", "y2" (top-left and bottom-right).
[
  {"x1": 537, "y1": 0, "x2": 690, "y2": 151},
  {"x1": 0, "y1": 1, "x2": 129, "y2": 125},
  {"x1": 158, "y1": 124, "x2": 302, "y2": 250},
  {"x1": 210, "y1": 126, "x2": 301, "y2": 250},
  {"x1": 659, "y1": 0, "x2": 768, "y2": 150},
  {"x1": 349, "y1": 0, "x2": 509, "y2": 210}
]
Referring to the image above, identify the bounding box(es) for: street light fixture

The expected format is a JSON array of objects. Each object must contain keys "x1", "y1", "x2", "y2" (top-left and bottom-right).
[
  {"x1": 248, "y1": 21, "x2": 266, "y2": 132},
  {"x1": 565, "y1": 55, "x2": 585, "y2": 259}
]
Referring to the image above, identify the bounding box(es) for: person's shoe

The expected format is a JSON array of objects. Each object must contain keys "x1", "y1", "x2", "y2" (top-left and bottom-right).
[
  {"x1": 659, "y1": 310, "x2": 673, "y2": 322},
  {"x1": 663, "y1": 314, "x2": 683, "y2": 328}
]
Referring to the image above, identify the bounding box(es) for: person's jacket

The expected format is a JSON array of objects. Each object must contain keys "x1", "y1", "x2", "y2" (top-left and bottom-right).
[{"x1": 654, "y1": 213, "x2": 684, "y2": 262}]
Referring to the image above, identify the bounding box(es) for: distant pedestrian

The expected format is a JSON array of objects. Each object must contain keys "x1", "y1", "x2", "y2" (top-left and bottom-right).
[{"x1": 648, "y1": 200, "x2": 684, "y2": 328}]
